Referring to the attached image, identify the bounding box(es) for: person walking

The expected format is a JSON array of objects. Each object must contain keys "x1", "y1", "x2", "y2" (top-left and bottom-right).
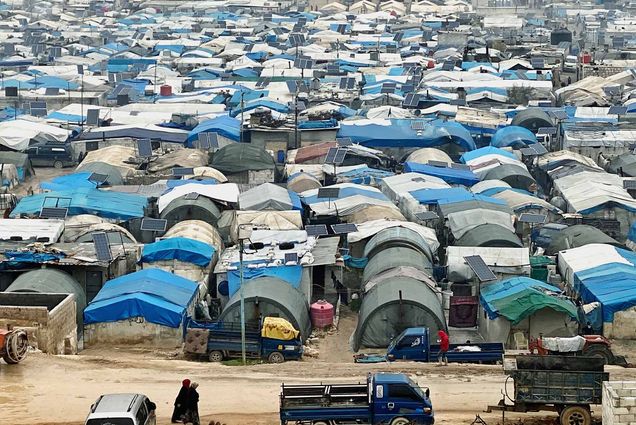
[
  {"x1": 437, "y1": 330, "x2": 449, "y2": 366},
  {"x1": 183, "y1": 381, "x2": 200, "y2": 425},
  {"x1": 171, "y1": 379, "x2": 190, "y2": 423}
]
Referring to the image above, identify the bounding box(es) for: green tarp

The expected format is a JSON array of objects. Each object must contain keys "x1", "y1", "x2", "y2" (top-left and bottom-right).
[{"x1": 210, "y1": 143, "x2": 275, "y2": 173}]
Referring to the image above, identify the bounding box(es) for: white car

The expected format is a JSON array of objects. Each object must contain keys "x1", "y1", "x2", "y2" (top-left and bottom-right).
[
  {"x1": 564, "y1": 55, "x2": 578, "y2": 72},
  {"x1": 85, "y1": 393, "x2": 157, "y2": 425}
]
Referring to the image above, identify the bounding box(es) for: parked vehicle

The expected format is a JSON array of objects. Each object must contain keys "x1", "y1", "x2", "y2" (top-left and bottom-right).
[
  {"x1": 279, "y1": 372, "x2": 434, "y2": 425},
  {"x1": 26, "y1": 142, "x2": 76, "y2": 168},
  {"x1": 0, "y1": 327, "x2": 28, "y2": 364},
  {"x1": 185, "y1": 317, "x2": 303, "y2": 364},
  {"x1": 563, "y1": 55, "x2": 578, "y2": 72},
  {"x1": 354, "y1": 327, "x2": 504, "y2": 364},
  {"x1": 529, "y1": 334, "x2": 626, "y2": 365},
  {"x1": 487, "y1": 355, "x2": 608, "y2": 425},
  {"x1": 85, "y1": 393, "x2": 157, "y2": 425}
]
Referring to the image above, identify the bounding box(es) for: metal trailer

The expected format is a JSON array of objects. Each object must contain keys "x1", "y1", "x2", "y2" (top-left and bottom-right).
[{"x1": 487, "y1": 355, "x2": 608, "y2": 425}]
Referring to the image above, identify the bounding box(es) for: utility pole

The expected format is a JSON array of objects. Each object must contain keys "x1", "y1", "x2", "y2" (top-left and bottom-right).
[{"x1": 240, "y1": 91, "x2": 245, "y2": 143}]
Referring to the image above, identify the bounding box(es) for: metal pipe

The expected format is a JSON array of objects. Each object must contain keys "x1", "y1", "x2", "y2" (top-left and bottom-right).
[{"x1": 239, "y1": 238, "x2": 246, "y2": 365}]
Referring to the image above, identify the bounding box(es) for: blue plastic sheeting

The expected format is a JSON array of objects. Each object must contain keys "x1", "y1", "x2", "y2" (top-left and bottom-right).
[
  {"x1": 404, "y1": 162, "x2": 480, "y2": 186},
  {"x1": 491, "y1": 126, "x2": 538, "y2": 148},
  {"x1": 301, "y1": 185, "x2": 389, "y2": 204},
  {"x1": 47, "y1": 111, "x2": 85, "y2": 124},
  {"x1": 337, "y1": 166, "x2": 394, "y2": 185},
  {"x1": 298, "y1": 118, "x2": 338, "y2": 129},
  {"x1": 574, "y1": 262, "x2": 636, "y2": 322},
  {"x1": 229, "y1": 99, "x2": 290, "y2": 117},
  {"x1": 40, "y1": 172, "x2": 98, "y2": 192},
  {"x1": 227, "y1": 264, "x2": 302, "y2": 297},
  {"x1": 409, "y1": 187, "x2": 507, "y2": 206},
  {"x1": 459, "y1": 146, "x2": 518, "y2": 163},
  {"x1": 186, "y1": 115, "x2": 241, "y2": 144},
  {"x1": 629, "y1": 221, "x2": 636, "y2": 242},
  {"x1": 1, "y1": 251, "x2": 65, "y2": 268},
  {"x1": 10, "y1": 188, "x2": 147, "y2": 220},
  {"x1": 155, "y1": 44, "x2": 186, "y2": 54},
  {"x1": 141, "y1": 237, "x2": 216, "y2": 267},
  {"x1": 337, "y1": 119, "x2": 476, "y2": 151},
  {"x1": 165, "y1": 179, "x2": 218, "y2": 189},
  {"x1": 84, "y1": 269, "x2": 198, "y2": 328},
  {"x1": 343, "y1": 255, "x2": 368, "y2": 269}
]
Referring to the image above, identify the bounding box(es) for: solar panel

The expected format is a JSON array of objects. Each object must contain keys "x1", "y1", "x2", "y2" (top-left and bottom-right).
[
  {"x1": 184, "y1": 192, "x2": 200, "y2": 200},
  {"x1": 531, "y1": 58, "x2": 545, "y2": 69},
  {"x1": 289, "y1": 33, "x2": 305, "y2": 47},
  {"x1": 347, "y1": 78, "x2": 356, "y2": 89},
  {"x1": 137, "y1": 138, "x2": 152, "y2": 158},
  {"x1": 449, "y1": 99, "x2": 467, "y2": 106},
  {"x1": 39, "y1": 207, "x2": 68, "y2": 219},
  {"x1": 403, "y1": 93, "x2": 420, "y2": 107},
  {"x1": 88, "y1": 173, "x2": 108, "y2": 185},
  {"x1": 518, "y1": 213, "x2": 547, "y2": 224},
  {"x1": 45, "y1": 88, "x2": 60, "y2": 96},
  {"x1": 394, "y1": 32, "x2": 404, "y2": 42},
  {"x1": 411, "y1": 120, "x2": 426, "y2": 130},
  {"x1": 537, "y1": 127, "x2": 557, "y2": 135},
  {"x1": 317, "y1": 187, "x2": 340, "y2": 199},
  {"x1": 442, "y1": 61, "x2": 455, "y2": 71},
  {"x1": 520, "y1": 147, "x2": 538, "y2": 157},
  {"x1": 327, "y1": 64, "x2": 340, "y2": 75},
  {"x1": 331, "y1": 223, "x2": 358, "y2": 234},
  {"x1": 294, "y1": 58, "x2": 313, "y2": 69},
  {"x1": 50, "y1": 46, "x2": 62, "y2": 57},
  {"x1": 334, "y1": 149, "x2": 347, "y2": 164},
  {"x1": 86, "y1": 109, "x2": 100, "y2": 126},
  {"x1": 428, "y1": 160, "x2": 448, "y2": 168},
  {"x1": 381, "y1": 84, "x2": 395, "y2": 94},
  {"x1": 549, "y1": 110, "x2": 568, "y2": 120},
  {"x1": 450, "y1": 163, "x2": 471, "y2": 171},
  {"x1": 529, "y1": 143, "x2": 548, "y2": 155},
  {"x1": 243, "y1": 44, "x2": 254, "y2": 52},
  {"x1": 284, "y1": 252, "x2": 298, "y2": 264},
  {"x1": 172, "y1": 167, "x2": 194, "y2": 176},
  {"x1": 624, "y1": 180, "x2": 636, "y2": 190},
  {"x1": 336, "y1": 137, "x2": 352, "y2": 146},
  {"x1": 464, "y1": 255, "x2": 497, "y2": 282},
  {"x1": 305, "y1": 224, "x2": 329, "y2": 236},
  {"x1": 325, "y1": 147, "x2": 338, "y2": 163},
  {"x1": 93, "y1": 232, "x2": 112, "y2": 261},
  {"x1": 402, "y1": 84, "x2": 415, "y2": 94},
  {"x1": 336, "y1": 24, "x2": 347, "y2": 34},
  {"x1": 256, "y1": 77, "x2": 270, "y2": 88},
  {"x1": 415, "y1": 211, "x2": 439, "y2": 221},
  {"x1": 609, "y1": 106, "x2": 628, "y2": 115},
  {"x1": 30, "y1": 101, "x2": 47, "y2": 117},
  {"x1": 140, "y1": 218, "x2": 168, "y2": 232}
]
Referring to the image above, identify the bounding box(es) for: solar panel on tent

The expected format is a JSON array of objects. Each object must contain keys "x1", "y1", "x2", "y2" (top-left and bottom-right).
[
  {"x1": 415, "y1": 211, "x2": 439, "y2": 221},
  {"x1": 140, "y1": 218, "x2": 168, "y2": 232},
  {"x1": 428, "y1": 160, "x2": 448, "y2": 168},
  {"x1": 32, "y1": 44, "x2": 45, "y2": 55},
  {"x1": 334, "y1": 149, "x2": 347, "y2": 164},
  {"x1": 386, "y1": 46, "x2": 397, "y2": 53},
  {"x1": 336, "y1": 24, "x2": 347, "y2": 34},
  {"x1": 394, "y1": 32, "x2": 404, "y2": 42},
  {"x1": 305, "y1": 224, "x2": 329, "y2": 236},
  {"x1": 549, "y1": 110, "x2": 568, "y2": 120},
  {"x1": 529, "y1": 143, "x2": 548, "y2": 155},
  {"x1": 184, "y1": 192, "x2": 200, "y2": 200},
  {"x1": 289, "y1": 33, "x2": 305, "y2": 46},
  {"x1": 327, "y1": 64, "x2": 340, "y2": 74},
  {"x1": 39, "y1": 207, "x2": 68, "y2": 219},
  {"x1": 520, "y1": 147, "x2": 538, "y2": 157},
  {"x1": 256, "y1": 77, "x2": 270, "y2": 88},
  {"x1": 402, "y1": 84, "x2": 415, "y2": 94},
  {"x1": 284, "y1": 252, "x2": 298, "y2": 264},
  {"x1": 317, "y1": 187, "x2": 340, "y2": 198},
  {"x1": 411, "y1": 120, "x2": 426, "y2": 130},
  {"x1": 519, "y1": 213, "x2": 547, "y2": 224},
  {"x1": 623, "y1": 180, "x2": 636, "y2": 190},
  {"x1": 450, "y1": 163, "x2": 471, "y2": 171},
  {"x1": 336, "y1": 137, "x2": 352, "y2": 146},
  {"x1": 325, "y1": 147, "x2": 339, "y2": 163},
  {"x1": 137, "y1": 138, "x2": 152, "y2": 158},
  {"x1": 86, "y1": 109, "x2": 100, "y2": 126},
  {"x1": 537, "y1": 127, "x2": 557, "y2": 135},
  {"x1": 331, "y1": 223, "x2": 358, "y2": 234},
  {"x1": 442, "y1": 61, "x2": 455, "y2": 71},
  {"x1": 172, "y1": 167, "x2": 194, "y2": 176},
  {"x1": 464, "y1": 255, "x2": 497, "y2": 282},
  {"x1": 339, "y1": 77, "x2": 354, "y2": 90},
  {"x1": 603, "y1": 86, "x2": 620, "y2": 97},
  {"x1": 531, "y1": 58, "x2": 545, "y2": 69},
  {"x1": 88, "y1": 173, "x2": 108, "y2": 185},
  {"x1": 3, "y1": 44, "x2": 14, "y2": 55},
  {"x1": 93, "y1": 232, "x2": 112, "y2": 262},
  {"x1": 30, "y1": 101, "x2": 47, "y2": 117},
  {"x1": 403, "y1": 93, "x2": 420, "y2": 107},
  {"x1": 50, "y1": 47, "x2": 62, "y2": 57},
  {"x1": 294, "y1": 58, "x2": 313, "y2": 69},
  {"x1": 613, "y1": 37, "x2": 625, "y2": 48},
  {"x1": 243, "y1": 44, "x2": 254, "y2": 52},
  {"x1": 609, "y1": 106, "x2": 628, "y2": 115},
  {"x1": 381, "y1": 85, "x2": 395, "y2": 94},
  {"x1": 45, "y1": 88, "x2": 60, "y2": 96}
]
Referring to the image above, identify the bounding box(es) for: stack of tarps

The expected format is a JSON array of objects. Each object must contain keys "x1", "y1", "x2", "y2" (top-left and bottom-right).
[
  {"x1": 239, "y1": 183, "x2": 302, "y2": 211},
  {"x1": 300, "y1": 183, "x2": 400, "y2": 217},
  {"x1": 10, "y1": 188, "x2": 148, "y2": 221},
  {"x1": 352, "y1": 226, "x2": 444, "y2": 351},
  {"x1": 83, "y1": 269, "x2": 200, "y2": 347},
  {"x1": 479, "y1": 277, "x2": 578, "y2": 346},
  {"x1": 557, "y1": 244, "x2": 636, "y2": 339},
  {"x1": 446, "y1": 246, "x2": 530, "y2": 282}
]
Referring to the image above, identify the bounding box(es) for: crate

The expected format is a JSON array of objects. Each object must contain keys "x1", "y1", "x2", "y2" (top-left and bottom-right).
[{"x1": 512, "y1": 369, "x2": 609, "y2": 405}]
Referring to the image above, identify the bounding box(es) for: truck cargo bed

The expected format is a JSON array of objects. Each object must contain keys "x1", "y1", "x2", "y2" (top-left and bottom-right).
[{"x1": 281, "y1": 383, "x2": 369, "y2": 408}]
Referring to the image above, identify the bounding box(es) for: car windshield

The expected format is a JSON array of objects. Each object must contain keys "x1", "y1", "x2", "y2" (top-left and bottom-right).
[
  {"x1": 86, "y1": 418, "x2": 134, "y2": 425},
  {"x1": 387, "y1": 329, "x2": 408, "y2": 351},
  {"x1": 407, "y1": 377, "x2": 428, "y2": 400}
]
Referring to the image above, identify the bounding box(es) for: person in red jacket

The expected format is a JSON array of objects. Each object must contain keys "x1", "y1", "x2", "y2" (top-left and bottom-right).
[{"x1": 437, "y1": 330, "x2": 449, "y2": 366}]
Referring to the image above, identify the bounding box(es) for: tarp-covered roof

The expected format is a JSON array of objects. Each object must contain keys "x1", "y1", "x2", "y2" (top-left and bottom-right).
[
  {"x1": 491, "y1": 125, "x2": 538, "y2": 148},
  {"x1": 456, "y1": 223, "x2": 523, "y2": 248},
  {"x1": 403, "y1": 161, "x2": 480, "y2": 186},
  {"x1": 546, "y1": 225, "x2": 623, "y2": 255},
  {"x1": 210, "y1": 143, "x2": 276, "y2": 173},
  {"x1": 480, "y1": 277, "x2": 577, "y2": 324},
  {"x1": 239, "y1": 182, "x2": 302, "y2": 211},
  {"x1": 510, "y1": 108, "x2": 552, "y2": 132},
  {"x1": 140, "y1": 237, "x2": 216, "y2": 267}
]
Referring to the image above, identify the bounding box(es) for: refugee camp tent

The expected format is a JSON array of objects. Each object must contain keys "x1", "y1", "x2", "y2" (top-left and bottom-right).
[
  {"x1": 239, "y1": 183, "x2": 302, "y2": 211},
  {"x1": 362, "y1": 246, "x2": 434, "y2": 284},
  {"x1": 546, "y1": 225, "x2": 623, "y2": 255},
  {"x1": 482, "y1": 164, "x2": 536, "y2": 191},
  {"x1": 210, "y1": 143, "x2": 276, "y2": 174},
  {"x1": 490, "y1": 125, "x2": 538, "y2": 148},
  {"x1": 510, "y1": 108, "x2": 553, "y2": 132}
]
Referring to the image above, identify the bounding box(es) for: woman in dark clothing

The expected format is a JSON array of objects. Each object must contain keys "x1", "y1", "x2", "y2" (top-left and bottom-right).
[
  {"x1": 183, "y1": 381, "x2": 200, "y2": 425},
  {"x1": 171, "y1": 379, "x2": 190, "y2": 423}
]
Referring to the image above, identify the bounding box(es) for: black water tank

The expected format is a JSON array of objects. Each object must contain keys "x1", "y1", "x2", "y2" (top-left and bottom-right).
[{"x1": 551, "y1": 28, "x2": 572, "y2": 45}]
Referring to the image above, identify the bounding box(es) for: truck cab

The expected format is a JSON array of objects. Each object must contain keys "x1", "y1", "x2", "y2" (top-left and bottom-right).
[{"x1": 372, "y1": 373, "x2": 434, "y2": 424}]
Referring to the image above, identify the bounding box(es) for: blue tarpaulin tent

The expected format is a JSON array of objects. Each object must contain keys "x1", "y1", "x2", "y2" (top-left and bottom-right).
[
  {"x1": 574, "y1": 262, "x2": 636, "y2": 322},
  {"x1": 186, "y1": 115, "x2": 241, "y2": 144},
  {"x1": 409, "y1": 187, "x2": 507, "y2": 206},
  {"x1": 460, "y1": 146, "x2": 518, "y2": 163},
  {"x1": 491, "y1": 126, "x2": 538, "y2": 148},
  {"x1": 39, "y1": 172, "x2": 98, "y2": 192},
  {"x1": 403, "y1": 162, "x2": 480, "y2": 186},
  {"x1": 227, "y1": 263, "x2": 302, "y2": 297},
  {"x1": 84, "y1": 269, "x2": 199, "y2": 328},
  {"x1": 140, "y1": 237, "x2": 216, "y2": 267}
]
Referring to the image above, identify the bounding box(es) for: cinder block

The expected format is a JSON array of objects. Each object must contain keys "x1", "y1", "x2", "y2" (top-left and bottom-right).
[
  {"x1": 615, "y1": 408, "x2": 630, "y2": 415},
  {"x1": 620, "y1": 414, "x2": 635, "y2": 422}
]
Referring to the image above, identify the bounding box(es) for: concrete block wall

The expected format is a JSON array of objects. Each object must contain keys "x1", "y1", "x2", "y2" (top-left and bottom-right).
[
  {"x1": 45, "y1": 294, "x2": 77, "y2": 354},
  {"x1": 603, "y1": 381, "x2": 636, "y2": 425}
]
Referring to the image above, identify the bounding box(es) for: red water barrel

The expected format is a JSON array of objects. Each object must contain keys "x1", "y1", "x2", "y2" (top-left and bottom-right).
[
  {"x1": 310, "y1": 300, "x2": 334, "y2": 328},
  {"x1": 581, "y1": 53, "x2": 592, "y2": 64},
  {"x1": 448, "y1": 296, "x2": 478, "y2": 328},
  {"x1": 160, "y1": 84, "x2": 172, "y2": 96}
]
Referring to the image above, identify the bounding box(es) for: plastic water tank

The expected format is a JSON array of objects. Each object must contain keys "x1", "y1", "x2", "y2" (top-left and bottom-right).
[
  {"x1": 310, "y1": 300, "x2": 334, "y2": 328},
  {"x1": 160, "y1": 85, "x2": 172, "y2": 96}
]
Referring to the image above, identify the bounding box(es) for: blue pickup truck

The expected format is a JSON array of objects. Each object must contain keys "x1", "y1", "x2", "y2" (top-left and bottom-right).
[
  {"x1": 280, "y1": 372, "x2": 434, "y2": 425},
  {"x1": 355, "y1": 328, "x2": 504, "y2": 364}
]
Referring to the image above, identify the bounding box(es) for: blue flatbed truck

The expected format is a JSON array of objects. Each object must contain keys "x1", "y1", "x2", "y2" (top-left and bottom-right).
[
  {"x1": 279, "y1": 372, "x2": 434, "y2": 425},
  {"x1": 354, "y1": 328, "x2": 504, "y2": 364},
  {"x1": 186, "y1": 320, "x2": 303, "y2": 363}
]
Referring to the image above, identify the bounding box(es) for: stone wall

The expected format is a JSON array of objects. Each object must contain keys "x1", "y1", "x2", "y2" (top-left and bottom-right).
[{"x1": 603, "y1": 381, "x2": 636, "y2": 425}]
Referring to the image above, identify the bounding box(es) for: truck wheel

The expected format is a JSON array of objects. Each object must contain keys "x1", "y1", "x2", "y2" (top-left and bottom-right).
[
  {"x1": 208, "y1": 351, "x2": 223, "y2": 362},
  {"x1": 53, "y1": 160, "x2": 63, "y2": 169},
  {"x1": 268, "y1": 352, "x2": 285, "y2": 364},
  {"x1": 583, "y1": 345, "x2": 614, "y2": 365},
  {"x1": 390, "y1": 417, "x2": 411, "y2": 425},
  {"x1": 560, "y1": 405, "x2": 591, "y2": 425}
]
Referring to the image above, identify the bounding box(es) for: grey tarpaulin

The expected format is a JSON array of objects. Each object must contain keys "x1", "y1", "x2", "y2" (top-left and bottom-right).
[
  {"x1": 160, "y1": 195, "x2": 222, "y2": 229},
  {"x1": 352, "y1": 277, "x2": 446, "y2": 351},
  {"x1": 546, "y1": 224, "x2": 624, "y2": 255},
  {"x1": 210, "y1": 144, "x2": 275, "y2": 173},
  {"x1": 483, "y1": 164, "x2": 536, "y2": 191},
  {"x1": 362, "y1": 246, "x2": 433, "y2": 284},
  {"x1": 456, "y1": 223, "x2": 524, "y2": 248},
  {"x1": 239, "y1": 183, "x2": 295, "y2": 211},
  {"x1": 363, "y1": 226, "x2": 434, "y2": 263},
  {"x1": 511, "y1": 108, "x2": 553, "y2": 132},
  {"x1": 218, "y1": 277, "x2": 311, "y2": 339}
]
